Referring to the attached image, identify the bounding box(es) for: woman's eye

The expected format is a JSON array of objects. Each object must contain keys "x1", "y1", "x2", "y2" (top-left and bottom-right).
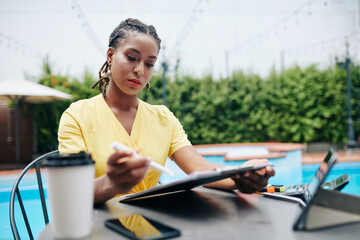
[
  {"x1": 127, "y1": 55, "x2": 137, "y2": 61},
  {"x1": 145, "y1": 62, "x2": 154, "y2": 67}
]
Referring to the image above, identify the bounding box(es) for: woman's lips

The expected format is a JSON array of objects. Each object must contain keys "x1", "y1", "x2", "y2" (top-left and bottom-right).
[{"x1": 128, "y1": 79, "x2": 141, "y2": 87}]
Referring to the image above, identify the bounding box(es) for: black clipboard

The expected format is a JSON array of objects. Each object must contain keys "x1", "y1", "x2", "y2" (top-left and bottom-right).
[{"x1": 119, "y1": 163, "x2": 272, "y2": 203}]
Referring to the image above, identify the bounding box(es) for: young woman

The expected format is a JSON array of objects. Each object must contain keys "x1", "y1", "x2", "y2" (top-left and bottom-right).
[{"x1": 58, "y1": 18, "x2": 275, "y2": 204}]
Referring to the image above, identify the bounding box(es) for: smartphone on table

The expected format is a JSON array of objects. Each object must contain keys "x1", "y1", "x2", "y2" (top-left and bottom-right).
[{"x1": 104, "y1": 214, "x2": 180, "y2": 240}]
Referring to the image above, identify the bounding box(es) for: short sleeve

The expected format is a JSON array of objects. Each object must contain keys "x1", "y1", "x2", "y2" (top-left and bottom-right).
[
  {"x1": 168, "y1": 110, "x2": 192, "y2": 157},
  {"x1": 58, "y1": 108, "x2": 87, "y2": 154}
]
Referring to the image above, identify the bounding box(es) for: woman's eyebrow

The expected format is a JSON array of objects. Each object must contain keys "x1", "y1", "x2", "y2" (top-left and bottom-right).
[
  {"x1": 129, "y1": 48, "x2": 140, "y2": 54},
  {"x1": 129, "y1": 48, "x2": 157, "y2": 59}
]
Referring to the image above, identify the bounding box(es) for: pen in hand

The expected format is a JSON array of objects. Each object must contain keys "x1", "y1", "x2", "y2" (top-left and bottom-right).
[{"x1": 110, "y1": 141, "x2": 174, "y2": 176}]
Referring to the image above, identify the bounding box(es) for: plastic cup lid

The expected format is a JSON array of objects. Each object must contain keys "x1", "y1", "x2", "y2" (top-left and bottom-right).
[{"x1": 42, "y1": 151, "x2": 94, "y2": 167}]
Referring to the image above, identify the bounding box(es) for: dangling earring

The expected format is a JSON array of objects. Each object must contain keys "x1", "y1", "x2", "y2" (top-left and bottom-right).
[
  {"x1": 146, "y1": 82, "x2": 150, "y2": 91},
  {"x1": 107, "y1": 69, "x2": 112, "y2": 79}
]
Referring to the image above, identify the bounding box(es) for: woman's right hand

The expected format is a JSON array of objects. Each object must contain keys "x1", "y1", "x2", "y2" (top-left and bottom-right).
[
  {"x1": 94, "y1": 149, "x2": 150, "y2": 204},
  {"x1": 106, "y1": 149, "x2": 151, "y2": 194}
]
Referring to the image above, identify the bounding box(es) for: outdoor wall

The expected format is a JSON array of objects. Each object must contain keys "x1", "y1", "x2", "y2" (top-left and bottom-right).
[{"x1": 0, "y1": 102, "x2": 33, "y2": 167}]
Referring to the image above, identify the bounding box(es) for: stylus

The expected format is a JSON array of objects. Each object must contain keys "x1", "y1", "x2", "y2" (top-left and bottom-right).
[{"x1": 110, "y1": 141, "x2": 174, "y2": 176}]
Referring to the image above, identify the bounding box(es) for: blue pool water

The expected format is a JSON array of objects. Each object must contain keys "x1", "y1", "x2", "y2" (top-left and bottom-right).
[
  {"x1": 161, "y1": 155, "x2": 360, "y2": 196},
  {"x1": 161, "y1": 150, "x2": 303, "y2": 185},
  {"x1": 302, "y1": 162, "x2": 360, "y2": 195},
  {"x1": 1, "y1": 157, "x2": 360, "y2": 239},
  {"x1": 0, "y1": 173, "x2": 51, "y2": 240}
]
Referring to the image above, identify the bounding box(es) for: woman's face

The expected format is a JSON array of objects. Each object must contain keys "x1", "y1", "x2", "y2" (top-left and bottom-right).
[{"x1": 107, "y1": 32, "x2": 158, "y2": 95}]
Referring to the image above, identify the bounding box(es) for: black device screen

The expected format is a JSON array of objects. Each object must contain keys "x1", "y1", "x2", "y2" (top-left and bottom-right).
[
  {"x1": 105, "y1": 214, "x2": 180, "y2": 240},
  {"x1": 306, "y1": 149, "x2": 337, "y2": 201}
]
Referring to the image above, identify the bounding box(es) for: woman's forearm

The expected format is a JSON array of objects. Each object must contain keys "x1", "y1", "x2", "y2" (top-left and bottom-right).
[
  {"x1": 204, "y1": 178, "x2": 237, "y2": 190},
  {"x1": 93, "y1": 175, "x2": 118, "y2": 204}
]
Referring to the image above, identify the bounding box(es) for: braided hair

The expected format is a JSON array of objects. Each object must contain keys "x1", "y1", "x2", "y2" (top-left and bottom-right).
[{"x1": 92, "y1": 18, "x2": 161, "y2": 97}]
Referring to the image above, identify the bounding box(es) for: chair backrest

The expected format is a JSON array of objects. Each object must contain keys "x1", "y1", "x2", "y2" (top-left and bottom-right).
[{"x1": 9, "y1": 150, "x2": 58, "y2": 240}]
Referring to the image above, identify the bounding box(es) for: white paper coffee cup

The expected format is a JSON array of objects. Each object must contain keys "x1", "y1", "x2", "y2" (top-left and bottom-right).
[{"x1": 43, "y1": 152, "x2": 95, "y2": 239}]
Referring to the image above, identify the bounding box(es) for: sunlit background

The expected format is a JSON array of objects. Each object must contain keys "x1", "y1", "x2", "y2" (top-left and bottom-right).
[
  {"x1": 1, "y1": 2, "x2": 360, "y2": 239},
  {"x1": 0, "y1": 0, "x2": 359, "y2": 80}
]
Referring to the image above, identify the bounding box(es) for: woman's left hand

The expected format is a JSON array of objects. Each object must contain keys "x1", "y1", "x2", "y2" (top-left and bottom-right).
[{"x1": 231, "y1": 159, "x2": 275, "y2": 193}]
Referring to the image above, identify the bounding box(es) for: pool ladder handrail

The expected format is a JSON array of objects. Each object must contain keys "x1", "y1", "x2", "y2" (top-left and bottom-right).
[{"x1": 9, "y1": 150, "x2": 58, "y2": 240}]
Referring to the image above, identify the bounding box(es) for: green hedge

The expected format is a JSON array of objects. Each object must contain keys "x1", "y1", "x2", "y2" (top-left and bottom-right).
[
  {"x1": 141, "y1": 64, "x2": 359, "y2": 145},
  {"x1": 32, "y1": 62, "x2": 360, "y2": 152}
]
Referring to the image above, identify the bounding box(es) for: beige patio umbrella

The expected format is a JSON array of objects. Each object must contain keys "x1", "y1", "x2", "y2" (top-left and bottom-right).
[{"x1": 0, "y1": 79, "x2": 72, "y2": 163}]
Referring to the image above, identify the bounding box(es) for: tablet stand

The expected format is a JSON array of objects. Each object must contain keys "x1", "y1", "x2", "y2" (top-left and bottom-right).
[{"x1": 293, "y1": 188, "x2": 360, "y2": 230}]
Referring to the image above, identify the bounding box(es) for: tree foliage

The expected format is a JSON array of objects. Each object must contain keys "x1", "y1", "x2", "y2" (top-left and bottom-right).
[
  {"x1": 32, "y1": 61, "x2": 99, "y2": 152},
  {"x1": 32, "y1": 61, "x2": 360, "y2": 152}
]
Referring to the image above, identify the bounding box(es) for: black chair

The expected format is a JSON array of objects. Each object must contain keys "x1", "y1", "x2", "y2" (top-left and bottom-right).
[{"x1": 9, "y1": 150, "x2": 58, "y2": 240}]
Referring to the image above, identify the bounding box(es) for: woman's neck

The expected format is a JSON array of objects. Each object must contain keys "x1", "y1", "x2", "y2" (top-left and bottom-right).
[{"x1": 104, "y1": 80, "x2": 138, "y2": 111}]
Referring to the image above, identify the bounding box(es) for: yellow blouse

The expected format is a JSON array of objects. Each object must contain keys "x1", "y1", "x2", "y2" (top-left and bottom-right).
[{"x1": 58, "y1": 94, "x2": 191, "y2": 194}]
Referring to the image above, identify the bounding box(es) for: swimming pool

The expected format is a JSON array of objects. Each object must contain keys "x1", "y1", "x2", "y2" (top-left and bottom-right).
[
  {"x1": 161, "y1": 156, "x2": 360, "y2": 196},
  {"x1": 0, "y1": 173, "x2": 51, "y2": 240},
  {"x1": 302, "y1": 162, "x2": 360, "y2": 195},
  {"x1": 1, "y1": 159, "x2": 359, "y2": 239}
]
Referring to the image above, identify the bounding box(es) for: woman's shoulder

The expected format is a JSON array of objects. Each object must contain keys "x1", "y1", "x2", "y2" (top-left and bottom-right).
[
  {"x1": 66, "y1": 94, "x2": 103, "y2": 115},
  {"x1": 140, "y1": 100, "x2": 174, "y2": 118}
]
